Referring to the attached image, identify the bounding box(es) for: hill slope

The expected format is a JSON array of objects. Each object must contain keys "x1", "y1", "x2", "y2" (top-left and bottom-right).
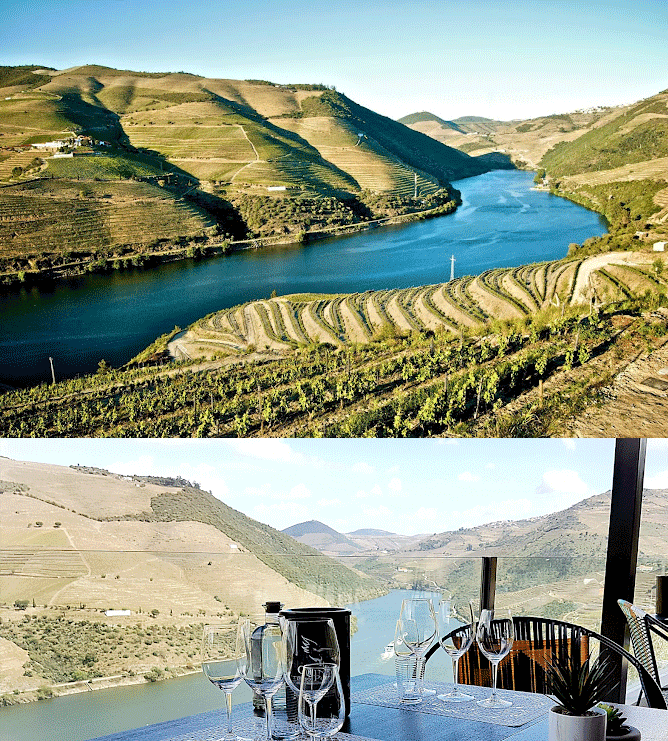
[
  {"x1": 283, "y1": 520, "x2": 361, "y2": 554},
  {"x1": 0, "y1": 64, "x2": 510, "y2": 284},
  {"x1": 400, "y1": 106, "x2": 622, "y2": 165},
  {"x1": 538, "y1": 89, "x2": 668, "y2": 250},
  {"x1": 350, "y1": 489, "x2": 667, "y2": 623},
  {"x1": 0, "y1": 458, "x2": 384, "y2": 610}
]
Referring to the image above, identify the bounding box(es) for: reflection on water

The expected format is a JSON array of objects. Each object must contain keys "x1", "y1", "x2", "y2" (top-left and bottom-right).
[{"x1": 0, "y1": 170, "x2": 607, "y2": 387}]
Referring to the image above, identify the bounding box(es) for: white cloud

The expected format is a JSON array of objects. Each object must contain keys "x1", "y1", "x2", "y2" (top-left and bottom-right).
[
  {"x1": 388, "y1": 477, "x2": 402, "y2": 494},
  {"x1": 109, "y1": 456, "x2": 155, "y2": 476},
  {"x1": 352, "y1": 462, "x2": 375, "y2": 475},
  {"x1": 645, "y1": 471, "x2": 668, "y2": 489},
  {"x1": 535, "y1": 469, "x2": 592, "y2": 510},
  {"x1": 647, "y1": 439, "x2": 668, "y2": 452},
  {"x1": 458, "y1": 471, "x2": 480, "y2": 482},
  {"x1": 562, "y1": 440, "x2": 576, "y2": 451},
  {"x1": 414, "y1": 506, "x2": 437, "y2": 521},
  {"x1": 177, "y1": 462, "x2": 230, "y2": 499},
  {"x1": 540, "y1": 469, "x2": 589, "y2": 496},
  {"x1": 287, "y1": 483, "x2": 311, "y2": 500},
  {"x1": 485, "y1": 462, "x2": 496, "y2": 469},
  {"x1": 318, "y1": 498, "x2": 341, "y2": 507},
  {"x1": 356, "y1": 484, "x2": 383, "y2": 498}
]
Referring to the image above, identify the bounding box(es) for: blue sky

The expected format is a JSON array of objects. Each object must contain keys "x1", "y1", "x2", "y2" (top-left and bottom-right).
[
  {"x1": 1, "y1": 439, "x2": 666, "y2": 534},
  {"x1": 1, "y1": 0, "x2": 666, "y2": 120}
]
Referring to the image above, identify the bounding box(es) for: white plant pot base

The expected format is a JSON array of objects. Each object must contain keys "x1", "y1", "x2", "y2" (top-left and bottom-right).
[{"x1": 548, "y1": 706, "x2": 607, "y2": 741}]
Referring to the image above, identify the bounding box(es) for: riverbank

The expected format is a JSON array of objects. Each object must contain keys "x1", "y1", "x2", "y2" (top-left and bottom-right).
[
  {"x1": 0, "y1": 194, "x2": 458, "y2": 290},
  {"x1": 1, "y1": 665, "x2": 201, "y2": 707}
]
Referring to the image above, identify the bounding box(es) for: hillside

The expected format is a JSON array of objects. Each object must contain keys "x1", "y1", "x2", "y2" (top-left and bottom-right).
[
  {"x1": 0, "y1": 458, "x2": 384, "y2": 610},
  {"x1": 1, "y1": 253, "x2": 667, "y2": 438},
  {"x1": 538, "y1": 89, "x2": 668, "y2": 251},
  {"x1": 282, "y1": 520, "x2": 427, "y2": 555},
  {"x1": 282, "y1": 520, "x2": 361, "y2": 554},
  {"x1": 0, "y1": 64, "x2": 506, "y2": 284},
  {"x1": 349, "y1": 489, "x2": 668, "y2": 624},
  {"x1": 400, "y1": 106, "x2": 623, "y2": 166}
]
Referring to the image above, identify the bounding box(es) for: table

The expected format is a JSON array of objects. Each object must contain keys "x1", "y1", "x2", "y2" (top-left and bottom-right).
[{"x1": 87, "y1": 674, "x2": 667, "y2": 741}]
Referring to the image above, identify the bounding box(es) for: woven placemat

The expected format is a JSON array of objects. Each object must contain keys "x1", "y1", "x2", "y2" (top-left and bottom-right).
[
  {"x1": 351, "y1": 680, "x2": 554, "y2": 727},
  {"x1": 158, "y1": 717, "x2": 378, "y2": 741}
]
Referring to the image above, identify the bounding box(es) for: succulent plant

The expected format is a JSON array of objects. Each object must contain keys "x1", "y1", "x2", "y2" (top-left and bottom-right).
[
  {"x1": 547, "y1": 651, "x2": 618, "y2": 716},
  {"x1": 598, "y1": 703, "x2": 629, "y2": 735}
]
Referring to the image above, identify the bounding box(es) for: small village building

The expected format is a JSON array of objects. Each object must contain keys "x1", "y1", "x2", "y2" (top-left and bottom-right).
[
  {"x1": 653, "y1": 241, "x2": 666, "y2": 251},
  {"x1": 32, "y1": 140, "x2": 69, "y2": 150},
  {"x1": 105, "y1": 609, "x2": 131, "y2": 616}
]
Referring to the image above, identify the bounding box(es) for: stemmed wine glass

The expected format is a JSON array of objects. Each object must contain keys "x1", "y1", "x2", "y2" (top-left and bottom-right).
[
  {"x1": 436, "y1": 599, "x2": 475, "y2": 703},
  {"x1": 202, "y1": 624, "x2": 245, "y2": 740},
  {"x1": 238, "y1": 616, "x2": 286, "y2": 741},
  {"x1": 297, "y1": 663, "x2": 338, "y2": 741},
  {"x1": 475, "y1": 608, "x2": 514, "y2": 708},
  {"x1": 398, "y1": 598, "x2": 437, "y2": 701}
]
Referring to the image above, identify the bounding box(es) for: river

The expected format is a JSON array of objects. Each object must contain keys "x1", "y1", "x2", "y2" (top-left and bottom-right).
[
  {"x1": 0, "y1": 590, "x2": 452, "y2": 741},
  {"x1": 0, "y1": 170, "x2": 607, "y2": 388}
]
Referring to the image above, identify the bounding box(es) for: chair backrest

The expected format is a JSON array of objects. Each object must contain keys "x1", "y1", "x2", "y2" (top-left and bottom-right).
[
  {"x1": 617, "y1": 599, "x2": 661, "y2": 684},
  {"x1": 424, "y1": 614, "x2": 666, "y2": 710}
]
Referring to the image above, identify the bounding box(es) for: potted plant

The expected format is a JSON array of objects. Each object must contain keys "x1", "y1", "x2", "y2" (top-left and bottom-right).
[
  {"x1": 598, "y1": 703, "x2": 641, "y2": 741},
  {"x1": 547, "y1": 651, "x2": 618, "y2": 741}
]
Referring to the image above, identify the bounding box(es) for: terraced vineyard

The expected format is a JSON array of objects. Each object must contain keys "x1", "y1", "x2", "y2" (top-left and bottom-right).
[
  {"x1": 179, "y1": 252, "x2": 663, "y2": 355},
  {"x1": 2, "y1": 251, "x2": 666, "y2": 438},
  {"x1": 0, "y1": 179, "x2": 214, "y2": 260}
]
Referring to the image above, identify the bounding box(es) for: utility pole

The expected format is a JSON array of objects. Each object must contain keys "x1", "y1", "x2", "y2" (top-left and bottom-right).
[
  {"x1": 49, "y1": 357, "x2": 56, "y2": 385},
  {"x1": 450, "y1": 255, "x2": 456, "y2": 282}
]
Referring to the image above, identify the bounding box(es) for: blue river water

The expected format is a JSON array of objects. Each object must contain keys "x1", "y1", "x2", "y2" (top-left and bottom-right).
[{"x1": 0, "y1": 170, "x2": 607, "y2": 387}]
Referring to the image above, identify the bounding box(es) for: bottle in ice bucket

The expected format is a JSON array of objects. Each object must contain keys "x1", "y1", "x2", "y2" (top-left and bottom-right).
[{"x1": 252, "y1": 601, "x2": 287, "y2": 711}]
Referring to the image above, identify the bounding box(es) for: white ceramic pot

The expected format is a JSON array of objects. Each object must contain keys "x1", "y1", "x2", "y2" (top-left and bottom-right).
[{"x1": 548, "y1": 706, "x2": 607, "y2": 741}]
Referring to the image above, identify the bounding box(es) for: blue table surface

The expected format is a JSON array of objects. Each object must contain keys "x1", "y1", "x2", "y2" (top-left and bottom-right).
[{"x1": 86, "y1": 674, "x2": 551, "y2": 741}]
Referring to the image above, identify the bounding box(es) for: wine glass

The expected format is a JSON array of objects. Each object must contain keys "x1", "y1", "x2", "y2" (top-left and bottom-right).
[
  {"x1": 436, "y1": 599, "x2": 475, "y2": 703},
  {"x1": 282, "y1": 617, "x2": 340, "y2": 699},
  {"x1": 475, "y1": 608, "x2": 514, "y2": 708},
  {"x1": 202, "y1": 624, "x2": 245, "y2": 740},
  {"x1": 297, "y1": 663, "x2": 338, "y2": 741},
  {"x1": 299, "y1": 665, "x2": 346, "y2": 739},
  {"x1": 238, "y1": 616, "x2": 286, "y2": 741},
  {"x1": 398, "y1": 598, "x2": 437, "y2": 700}
]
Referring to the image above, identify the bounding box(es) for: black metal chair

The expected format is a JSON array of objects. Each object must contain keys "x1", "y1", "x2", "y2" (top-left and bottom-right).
[
  {"x1": 424, "y1": 615, "x2": 667, "y2": 710},
  {"x1": 618, "y1": 599, "x2": 668, "y2": 705}
]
